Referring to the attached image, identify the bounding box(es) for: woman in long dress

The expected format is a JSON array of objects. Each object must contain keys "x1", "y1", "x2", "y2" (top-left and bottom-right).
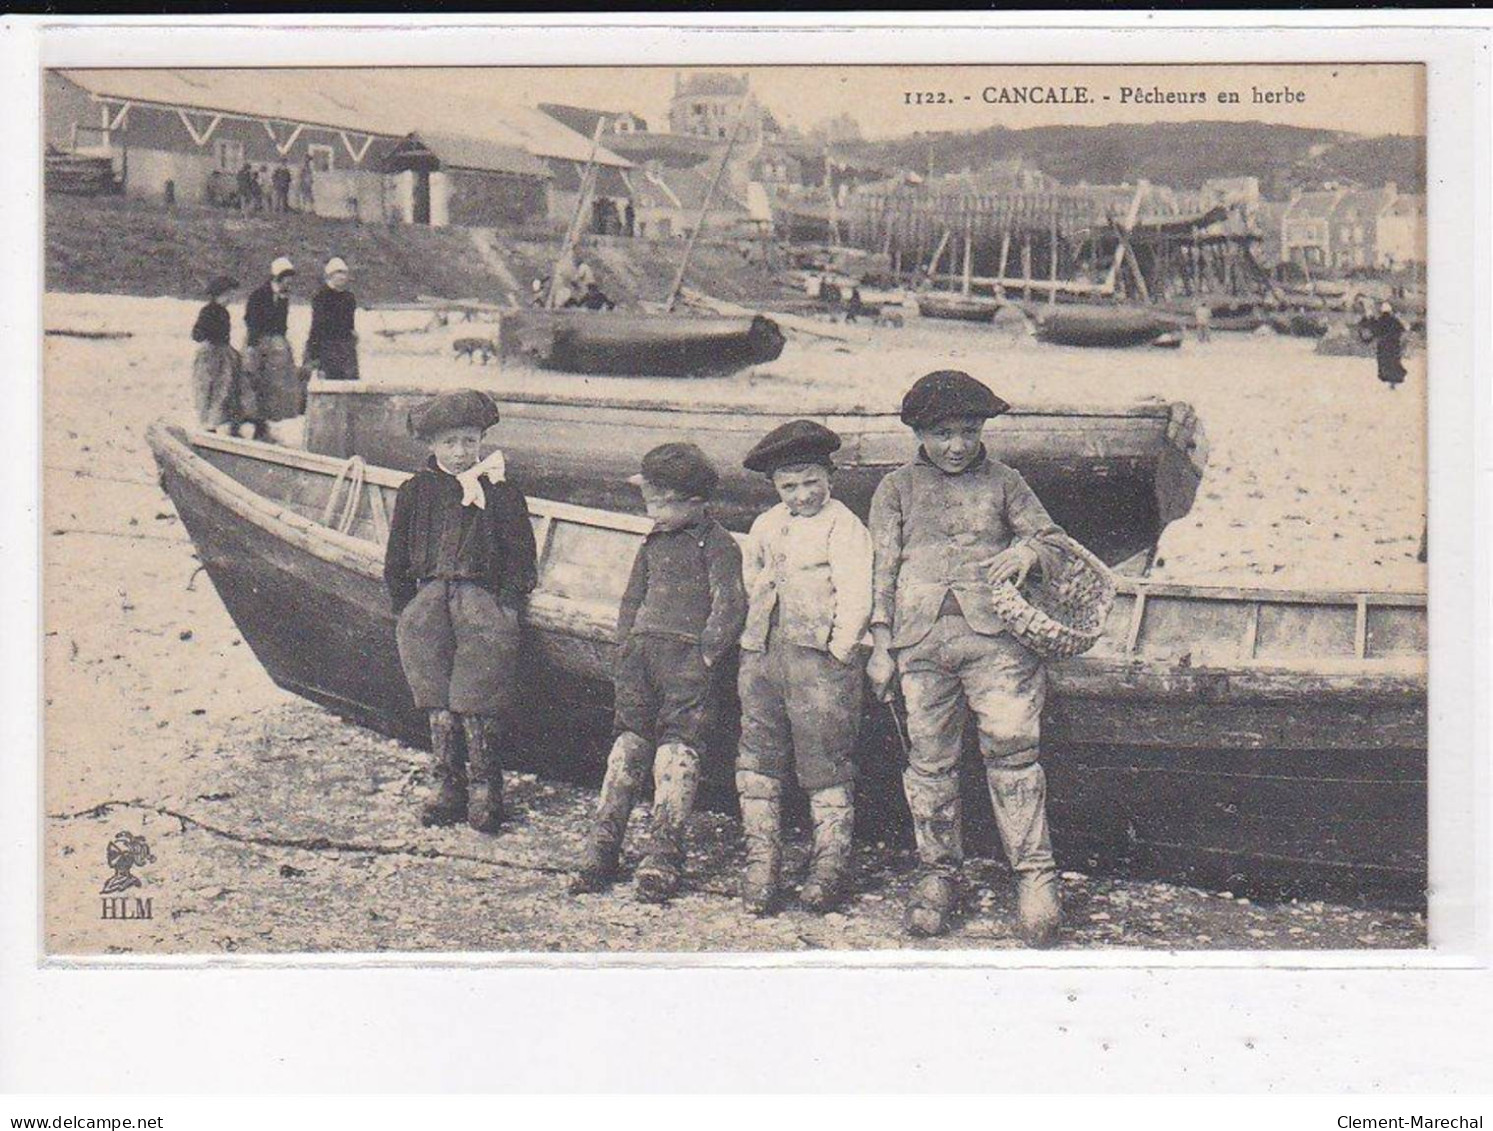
[
  {"x1": 191, "y1": 275, "x2": 247, "y2": 432},
  {"x1": 243, "y1": 256, "x2": 301, "y2": 439},
  {"x1": 1372, "y1": 301, "x2": 1407, "y2": 390},
  {"x1": 306, "y1": 257, "x2": 359, "y2": 382}
]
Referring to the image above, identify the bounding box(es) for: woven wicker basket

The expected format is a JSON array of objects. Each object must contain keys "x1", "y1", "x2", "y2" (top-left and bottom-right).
[{"x1": 989, "y1": 535, "x2": 1117, "y2": 660}]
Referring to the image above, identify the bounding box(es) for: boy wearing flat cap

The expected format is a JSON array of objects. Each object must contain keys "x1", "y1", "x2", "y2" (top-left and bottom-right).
[
  {"x1": 384, "y1": 390, "x2": 538, "y2": 835},
  {"x1": 571, "y1": 442, "x2": 747, "y2": 903},
  {"x1": 735, "y1": 420, "x2": 873, "y2": 915},
  {"x1": 867, "y1": 370, "x2": 1069, "y2": 945}
]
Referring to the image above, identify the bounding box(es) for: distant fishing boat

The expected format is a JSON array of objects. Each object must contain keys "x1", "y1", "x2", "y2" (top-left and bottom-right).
[
  {"x1": 1034, "y1": 305, "x2": 1175, "y2": 348},
  {"x1": 497, "y1": 308, "x2": 786, "y2": 378},
  {"x1": 148, "y1": 423, "x2": 1428, "y2": 904},
  {"x1": 915, "y1": 293, "x2": 1004, "y2": 323}
]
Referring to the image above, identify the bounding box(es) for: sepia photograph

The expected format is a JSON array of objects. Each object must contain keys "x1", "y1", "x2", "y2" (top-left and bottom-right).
[{"x1": 39, "y1": 58, "x2": 1432, "y2": 957}]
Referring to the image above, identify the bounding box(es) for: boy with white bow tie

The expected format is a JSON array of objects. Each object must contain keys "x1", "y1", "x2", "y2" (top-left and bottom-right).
[{"x1": 384, "y1": 390, "x2": 538, "y2": 834}]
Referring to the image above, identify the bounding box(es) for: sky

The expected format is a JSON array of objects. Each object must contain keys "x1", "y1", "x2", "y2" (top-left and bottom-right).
[{"x1": 367, "y1": 63, "x2": 1425, "y2": 141}]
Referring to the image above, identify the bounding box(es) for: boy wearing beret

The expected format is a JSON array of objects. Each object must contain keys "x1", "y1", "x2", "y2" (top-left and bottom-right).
[
  {"x1": 866, "y1": 370, "x2": 1069, "y2": 945},
  {"x1": 384, "y1": 390, "x2": 538, "y2": 835},
  {"x1": 570, "y1": 443, "x2": 747, "y2": 903},
  {"x1": 735, "y1": 420, "x2": 873, "y2": 915}
]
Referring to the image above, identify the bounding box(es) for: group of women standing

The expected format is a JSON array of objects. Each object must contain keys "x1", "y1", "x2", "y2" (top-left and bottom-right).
[{"x1": 191, "y1": 255, "x2": 360, "y2": 439}]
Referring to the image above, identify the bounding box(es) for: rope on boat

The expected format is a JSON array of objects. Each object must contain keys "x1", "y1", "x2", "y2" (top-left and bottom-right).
[{"x1": 320, "y1": 455, "x2": 368, "y2": 535}]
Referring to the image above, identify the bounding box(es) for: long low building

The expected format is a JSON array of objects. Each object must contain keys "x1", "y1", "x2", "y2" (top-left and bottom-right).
[{"x1": 44, "y1": 69, "x2": 631, "y2": 229}]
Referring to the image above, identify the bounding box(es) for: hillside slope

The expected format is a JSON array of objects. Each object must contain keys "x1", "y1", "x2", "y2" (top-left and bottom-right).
[
  {"x1": 44, "y1": 195, "x2": 794, "y2": 308},
  {"x1": 838, "y1": 121, "x2": 1425, "y2": 196}
]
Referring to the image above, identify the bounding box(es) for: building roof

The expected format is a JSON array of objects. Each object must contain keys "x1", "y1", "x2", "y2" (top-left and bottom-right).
[
  {"x1": 1335, "y1": 188, "x2": 1393, "y2": 218},
  {"x1": 675, "y1": 72, "x2": 750, "y2": 98},
  {"x1": 538, "y1": 103, "x2": 646, "y2": 137},
  {"x1": 392, "y1": 131, "x2": 550, "y2": 178},
  {"x1": 605, "y1": 131, "x2": 718, "y2": 170},
  {"x1": 1285, "y1": 190, "x2": 1343, "y2": 221},
  {"x1": 55, "y1": 68, "x2": 631, "y2": 168},
  {"x1": 1385, "y1": 193, "x2": 1426, "y2": 217},
  {"x1": 625, "y1": 165, "x2": 746, "y2": 215}
]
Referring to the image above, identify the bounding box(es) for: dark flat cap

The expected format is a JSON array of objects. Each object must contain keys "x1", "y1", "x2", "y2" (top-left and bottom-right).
[
  {"x1": 900, "y1": 370, "x2": 1010, "y2": 429},
  {"x1": 407, "y1": 390, "x2": 501, "y2": 440},
  {"x1": 629, "y1": 442, "x2": 719, "y2": 499},
  {"x1": 206, "y1": 274, "x2": 239, "y2": 297},
  {"x1": 743, "y1": 419, "x2": 842, "y2": 474}
]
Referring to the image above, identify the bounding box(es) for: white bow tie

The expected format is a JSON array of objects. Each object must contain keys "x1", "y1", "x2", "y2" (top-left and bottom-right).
[{"x1": 440, "y1": 450, "x2": 507, "y2": 508}]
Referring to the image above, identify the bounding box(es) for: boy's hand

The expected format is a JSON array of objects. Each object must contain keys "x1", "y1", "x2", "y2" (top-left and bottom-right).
[
  {"x1": 989, "y1": 543, "x2": 1039, "y2": 589},
  {"x1": 866, "y1": 645, "x2": 896, "y2": 703}
]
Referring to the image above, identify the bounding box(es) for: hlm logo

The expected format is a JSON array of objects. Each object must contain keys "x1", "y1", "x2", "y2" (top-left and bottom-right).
[{"x1": 99, "y1": 831, "x2": 155, "y2": 921}]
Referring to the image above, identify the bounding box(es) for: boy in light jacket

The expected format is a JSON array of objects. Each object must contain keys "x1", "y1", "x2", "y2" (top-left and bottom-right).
[{"x1": 735, "y1": 420, "x2": 873, "y2": 915}]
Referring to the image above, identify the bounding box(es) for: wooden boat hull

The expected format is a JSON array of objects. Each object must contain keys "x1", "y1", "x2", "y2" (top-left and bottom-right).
[
  {"x1": 496, "y1": 309, "x2": 786, "y2": 377},
  {"x1": 916, "y1": 294, "x2": 1003, "y2": 322},
  {"x1": 1035, "y1": 306, "x2": 1174, "y2": 348},
  {"x1": 305, "y1": 383, "x2": 1207, "y2": 569},
  {"x1": 149, "y1": 424, "x2": 1427, "y2": 905}
]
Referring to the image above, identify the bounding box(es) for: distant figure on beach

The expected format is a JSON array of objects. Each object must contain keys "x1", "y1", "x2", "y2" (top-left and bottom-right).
[
  {"x1": 250, "y1": 166, "x2": 266, "y2": 214},
  {"x1": 190, "y1": 275, "x2": 247, "y2": 433},
  {"x1": 306, "y1": 257, "x2": 359, "y2": 382},
  {"x1": 1193, "y1": 301, "x2": 1212, "y2": 343},
  {"x1": 242, "y1": 256, "x2": 301, "y2": 440},
  {"x1": 548, "y1": 252, "x2": 592, "y2": 309},
  {"x1": 235, "y1": 162, "x2": 253, "y2": 216},
  {"x1": 1370, "y1": 301, "x2": 1407, "y2": 390},
  {"x1": 271, "y1": 161, "x2": 292, "y2": 214},
  {"x1": 573, "y1": 281, "x2": 616, "y2": 311},
  {"x1": 531, "y1": 278, "x2": 549, "y2": 307},
  {"x1": 297, "y1": 155, "x2": 315, "y2": 214},
  {"x1": 845, "y1": 286, "x2": 866, "y2": 323}
]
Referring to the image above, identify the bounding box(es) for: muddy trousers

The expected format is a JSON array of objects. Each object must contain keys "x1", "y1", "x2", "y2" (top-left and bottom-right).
[
  {"x1": 573, "y1": 732, "x2": 700, "y2": 901},
  {"x1": 423, "y1": 709, "x2": 504, "y2": 833},
  {"x1": 737, "y1": 770, "x2": 855, "y2": 914},
  {"x1": 897, "y1": 616, "x2": 1060, "y2": 943}
]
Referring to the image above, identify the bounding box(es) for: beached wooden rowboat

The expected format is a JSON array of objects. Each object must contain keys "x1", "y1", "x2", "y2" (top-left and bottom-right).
[
  {"x1": 916, "y1": 293, "x2": 1004, "y2": 323},
  {"x1": 149, "y1": 423, "x2": 1427, "y2": 904},
  {"x1": 496, "y1": 308, "x2": 786, "y2": 378},
  {"x1": 1034, "y1": 305, "x2": 1176, "y2": 348},
  {"x1": 304, "y1": 383, "x2": 1207, "y2": 570}
]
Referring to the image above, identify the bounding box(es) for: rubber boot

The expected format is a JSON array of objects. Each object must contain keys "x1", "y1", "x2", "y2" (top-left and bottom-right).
[
  {"x1": 570, "y1": 732, "x2": 652, "y2": 894},
  {"x1": 463, "y1": 714, "x2": 504, "y2": 834},
  {"x1": 736, "y1": 770, "x2": 782, "y2": 916},
  {"x1": 902, "y1": 768, "x2": 963, "y2": 937},
  {"x1": 800, "y1": 784, "x2": 855, "y2": 913},
  {"x1": 634, "y1": 743, "x2": 700, "y2": 904},
  {"x1": 420, "y1": 709, "x2": 467, "y2": 827},
  {"x1": 987, "y1": 761, "x2": 1062, "y2": 948}
]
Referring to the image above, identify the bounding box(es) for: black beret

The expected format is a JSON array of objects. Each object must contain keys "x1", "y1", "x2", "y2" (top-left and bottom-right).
[
  {"x1": 407, "y1": 390, "x2": 502, "y2": 440},
  {"x1": 630, "y1": 442, "x2": 719, "y2": 499},
  {"x1": 743, "y1": 419, "x2": 842, "y2": 474},
  {"x1": 206, "y1": 274, "x2": 239, "y2": 297},
  {"x1": 899, "y1": 370, "x2": 1010, "y2": 429}
]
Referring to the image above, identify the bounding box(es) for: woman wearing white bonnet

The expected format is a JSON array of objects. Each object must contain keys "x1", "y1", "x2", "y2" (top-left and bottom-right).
[
  {"x1": 306, "y1": 256, "x2": 359, "y2": 381},
  {"x1": 242, "y1": 256, "x2": 302, "y2": 438}
]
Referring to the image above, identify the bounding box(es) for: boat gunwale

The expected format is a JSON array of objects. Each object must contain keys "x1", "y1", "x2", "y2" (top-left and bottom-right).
[
  {"x1": 150, "y1": 424, "x2": 1427, "y2": 692},
  {"x1": 305, "y1": 377, "x2": 1181, "y2": 422}
]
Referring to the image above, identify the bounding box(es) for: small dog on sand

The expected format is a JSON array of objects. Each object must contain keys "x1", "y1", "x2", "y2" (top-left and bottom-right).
[
  {"x1": 875, "y1": 310, "x2": 905, "y2": 329},
  {"x1": 452, "y1": 337, "x2": 498, "y2": 365}
]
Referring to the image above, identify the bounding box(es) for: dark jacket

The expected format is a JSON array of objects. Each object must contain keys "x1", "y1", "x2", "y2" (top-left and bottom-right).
[
  {"x1": 306, "y1": 286, "x2": 357, "y2": 361},
  {"x1": 244, "y1": 281, "x2": 290, "y2": 346},
  {"x1": 191, "y1": 301, "x2": 231, "y2": 347},
  {"x1": 616, "y1": 515, "x2": 747, "y2": 667},
  {"x1": 383, "y1": 461, "x2": 539, "y2": 615}
]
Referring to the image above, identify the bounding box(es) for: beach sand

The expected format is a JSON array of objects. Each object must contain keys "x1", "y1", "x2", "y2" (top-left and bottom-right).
[{"x1": 40, "y1": 292, "x2": 1428, "y2": 953}]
